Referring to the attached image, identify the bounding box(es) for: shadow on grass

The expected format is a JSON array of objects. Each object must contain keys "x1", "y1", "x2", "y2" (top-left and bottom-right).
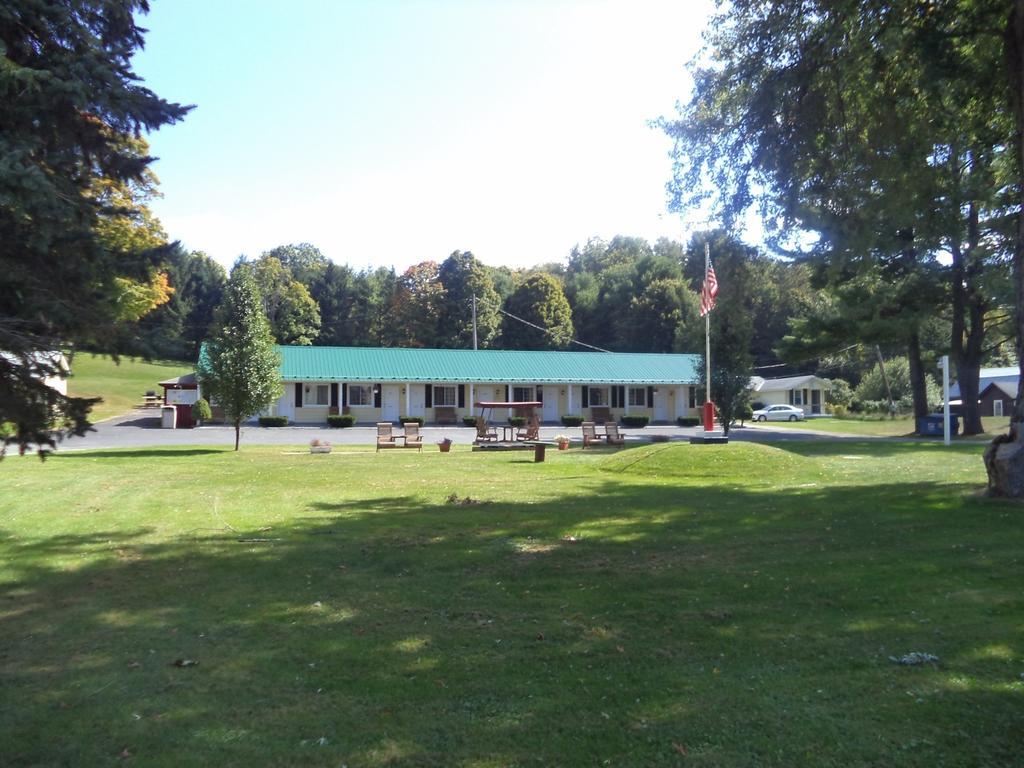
[
  {"x1": 1, "y1": 477, "x2": 1021, "y2": 766},
  {"x1": 52, "y1": 448, "x2": 230, "y2": 459}
]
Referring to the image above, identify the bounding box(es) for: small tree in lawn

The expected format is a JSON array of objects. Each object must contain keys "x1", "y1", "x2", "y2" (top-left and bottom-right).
[{"x1": 198, "y1": 267, "x2": 281, "y2": 450}]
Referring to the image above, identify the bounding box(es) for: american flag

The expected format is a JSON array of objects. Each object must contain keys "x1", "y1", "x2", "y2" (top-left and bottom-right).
[{"x1": 699, "y1": 260, "x2": 719, "y2": 317}]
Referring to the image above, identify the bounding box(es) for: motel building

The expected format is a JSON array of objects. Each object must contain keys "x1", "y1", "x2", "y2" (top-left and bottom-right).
[{"x1": 261, "y1": 345, "x2": 703, "y2": 425}]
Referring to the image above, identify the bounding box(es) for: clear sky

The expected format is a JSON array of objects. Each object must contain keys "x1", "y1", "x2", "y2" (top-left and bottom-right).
[{"x1": 133, "y1": 0, "x2": 715, "y2": 273}]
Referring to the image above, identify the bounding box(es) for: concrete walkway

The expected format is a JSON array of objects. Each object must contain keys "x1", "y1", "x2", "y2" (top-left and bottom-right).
[{"x1": 54, "y1": 410, "x2": 874, "y2": 452}]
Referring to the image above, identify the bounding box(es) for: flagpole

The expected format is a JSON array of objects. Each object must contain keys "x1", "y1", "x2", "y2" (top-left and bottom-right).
[{"x1": 705, "y1": 241, "x2": 711, "y2": 411}]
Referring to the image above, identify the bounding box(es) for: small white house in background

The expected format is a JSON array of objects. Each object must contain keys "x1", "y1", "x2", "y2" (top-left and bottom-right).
[
  {"x1": 750, "y1": 374, "x2": 831, "y2": 415},
  {"x1": 1, "y1": 350, "x2": 70, "y2": 395}
]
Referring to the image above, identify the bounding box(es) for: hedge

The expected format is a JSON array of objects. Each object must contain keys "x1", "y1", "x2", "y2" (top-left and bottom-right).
[
  {"x1": 676, "y1": 417, "x2": 700, "y2": 427},
  {"x1": 258, "y1": 416, "x2": 288, "y2": 427},
  {"x1": 400, "y1": 416, "x2": 424, "y2": 426},
  {"x1": 327, "y1": 414, "x2": 356, "y2": 428},
  {"x1": 462, "y1": 417, "x2": 478, "y2": 427},
  {"x1": 560, "y1": 415, "x2": 584, "y2": 427}
]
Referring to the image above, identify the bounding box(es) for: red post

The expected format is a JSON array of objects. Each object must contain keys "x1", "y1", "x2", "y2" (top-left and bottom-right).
[{"x1": 703, "y1": 401, "x2": 716, "y2": 432}]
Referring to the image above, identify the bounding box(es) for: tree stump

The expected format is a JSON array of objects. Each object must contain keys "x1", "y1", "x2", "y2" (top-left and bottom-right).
[{"x1": 983, "y1": 424, "x2": 1024, "y2": 497}]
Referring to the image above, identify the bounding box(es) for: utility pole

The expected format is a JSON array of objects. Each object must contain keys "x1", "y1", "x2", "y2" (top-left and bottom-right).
[{"x1": 472, "y1": 294, "x2": 478, "y2": 350}]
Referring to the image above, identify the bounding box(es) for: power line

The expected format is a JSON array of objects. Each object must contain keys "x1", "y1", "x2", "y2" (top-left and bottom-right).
[{"x1": 497, "y1": 308, "x2": 612, "y2": 353}]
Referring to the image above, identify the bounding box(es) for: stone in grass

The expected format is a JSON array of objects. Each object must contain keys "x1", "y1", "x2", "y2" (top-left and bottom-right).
[{"x1": 889, "y1": 652, "x2": 940, "y2": 666}]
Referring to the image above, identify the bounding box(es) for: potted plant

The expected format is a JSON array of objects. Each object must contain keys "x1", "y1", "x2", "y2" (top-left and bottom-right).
[
  {"x1": 438, "y1": 437, "x2": 453, "y2": 453},
  {"x1": 554, "y1": 434, "x2": 570, "y2": 450},
  {"x1": 309, "y1": 438, "x2": 332, "y2": 454}
]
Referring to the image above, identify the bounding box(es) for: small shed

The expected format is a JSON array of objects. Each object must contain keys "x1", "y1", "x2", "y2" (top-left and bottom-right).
[
  {"x1": 749, "y1": 374, "x2": 831, "y2": 414},
  {"x1": 159, "y1": 372, "x2": 198, "y2": 405}
]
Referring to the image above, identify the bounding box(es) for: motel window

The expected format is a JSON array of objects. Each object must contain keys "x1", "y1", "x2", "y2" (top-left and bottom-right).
[
  {"x1": 512, "y1": 386, "x2": 534, "y2": 402},
  {"x1": 349, "y1": 384, "x2": 372, "y2": 406},
  {"x1": 793, "y1": 389, "x2": 805, "y2": 405},
  {"x1": 628, "y1": 387, "x2": 646, "y2": 407},
  {"x1": 315, "y1": 384, "x2": 330, "y2": 406},
  {"x1": 589, "y1": 387, "x2": 609, "y2": 407},
  {"x1": 434, "y1": 385, "x2": 457, "y2": 407}
]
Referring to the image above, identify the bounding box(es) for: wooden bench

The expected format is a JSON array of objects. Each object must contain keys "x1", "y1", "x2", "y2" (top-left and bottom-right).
[
  {"x1": 434, "y1": 406, "x2": 457, "y2": 425},
  {"x1": 590, "y1": 406, "x2": 611, "y2": 423}
]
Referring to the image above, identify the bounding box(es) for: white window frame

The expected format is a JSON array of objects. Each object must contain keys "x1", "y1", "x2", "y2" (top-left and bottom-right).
[
  {"x1": 512, "y1": 386, "x2": 535, "y2": 403},
  {"x1": 433, "y1": 384, "x2": 457, "y2": 407},
  {"x1": 994, "y1": 399, "x2": 1004, "y2": 417},
  {"x1": 588, "y1": 386, "x2": 609, "y2": 407},
  {"x1": 628, "y1": 387, "x2": 646, "y2": 407},
  {"x1": 793, "y1": 389, "x2": 805, "y2": 405},
  {"x1": 348, "y1": 383, "x2": 373, "y2": 408}
]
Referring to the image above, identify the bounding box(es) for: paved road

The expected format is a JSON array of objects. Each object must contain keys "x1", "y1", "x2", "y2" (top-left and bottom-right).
[{"x1": 52, "y1": 410, "x2": 879, "y2": 452}]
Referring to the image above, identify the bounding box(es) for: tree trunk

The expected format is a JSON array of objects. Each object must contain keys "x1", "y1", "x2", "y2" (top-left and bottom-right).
[
  {"x1": 951, "y1": 201, "x2": 987, "y2": 436},
  {"x1": 906, "y1": 333, "x2": 929, "y2": 421},
  {"x1": 234, "y1": 420, "x2": 241, "y2": 451},
  {"x1": 986, "y1": 4, "x2": 1024, "y2": 495}
]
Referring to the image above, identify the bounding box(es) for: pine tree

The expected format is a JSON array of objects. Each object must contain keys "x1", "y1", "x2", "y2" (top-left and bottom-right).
[
  {"x1": 0, "y1": 0, "x2": 190, "y2": 456},
  {"x1": 197, "y1": 268, "x2": 282, "y2": 451}
]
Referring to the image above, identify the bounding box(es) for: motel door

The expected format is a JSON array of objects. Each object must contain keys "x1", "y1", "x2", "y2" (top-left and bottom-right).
[
  {"x1": 381, "y1": 385, "x2": 400, "y2": 422},
  {"x1": 409, "y1": 384, "x2": 426, "y2": 417},
  {"x1": 653, "y1": 389, "x2": 669, "y2": 422},
  {"x1": 541, "y1": 386, "x2": 559, "y2": 423}
]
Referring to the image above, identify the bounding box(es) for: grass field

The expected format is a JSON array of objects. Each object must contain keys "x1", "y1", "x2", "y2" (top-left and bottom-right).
[
  {"x1": 68, "y1": 353, "x2": 193, "y2": 421},
  {"x1": 749, "y1": 415, "x2": 1011, "y2": 439},
  {"x1": 1, "y1": 442, "x2": 1021, "y2": 766}
]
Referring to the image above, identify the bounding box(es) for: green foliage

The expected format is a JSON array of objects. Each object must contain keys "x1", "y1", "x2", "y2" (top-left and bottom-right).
[
  {"x1": 620, "y1": 415, "x2": 650, "y2": 428},
  {"x1": 0, "y1": 0, "x2": 190, "y2": 456},
  {"x1": 561, "y1": 415, "x2": 584, "y2": 427},
  {"x1": 462, "y1": 417, "x2": 478, "y2": 427},
  {"x1": 676, "y1": 417, "x2": 700, "y2": 427},
  {"x1": 436, "y1": 251, "x2": 501, "y2": 348},
  {"x1": 508, "y1": 416, "x2": 526, "y2": 427},
  {"x1": 854, "y1": 358, "x2": 941, "y2": 412},
  {"x1": 245, "y1": 256, "x2": 321, "y2": 345},
  {"x1": 828, "y1": 378, "x2": 854, "y2": 409},
  {"x1": 191, "y1": 397, "x2": 212, "y2": 423},
  {"x1": 399, "y1": 416, "x2": 424, "y2": 426},
  {"x1": 390, "y1": 261, "x2": 445, "y2": 347},
  {"x1": 327, "y1": 414, "x2": 356, "y2": 428},
  {"x1": 198, "y1": 267, "x2": 283, "y2": 449},
  {"x1": 501, "y1": 273, "x2": 574, "y2": 349},
  {"x1": 258, "y1": 416, "x2": 288, "y2": 427}
]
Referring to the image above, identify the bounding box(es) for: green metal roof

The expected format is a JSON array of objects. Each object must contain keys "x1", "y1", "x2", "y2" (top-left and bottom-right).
[{"x1": 277, "y1": 346, "x2": 700, "y2": 385}]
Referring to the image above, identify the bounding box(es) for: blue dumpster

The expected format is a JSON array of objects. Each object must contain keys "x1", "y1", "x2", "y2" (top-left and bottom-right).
[{"x1": 917, "y1": 414, "x2": 959, "y2": 436}]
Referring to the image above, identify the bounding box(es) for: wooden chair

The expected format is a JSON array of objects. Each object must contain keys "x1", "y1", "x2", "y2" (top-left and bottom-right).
[
  {"x1": 581, "y1": 421, "x2": 602, "y2": 448},
  {"x1": 376, "y1": 422, "x2": 397, "y2": 452},
  {"x1": 517, "y1": 415, "x2": 540, "y2": 441},
  {"x1": 402, "y1": 422, "x2": 423, "y2": 451},
  {"x1": 474, "y1": 417, "x2": 498, "y2": 442},
  {"x1": 605, "y1": 422, "x2": 625, "y2": 446}
]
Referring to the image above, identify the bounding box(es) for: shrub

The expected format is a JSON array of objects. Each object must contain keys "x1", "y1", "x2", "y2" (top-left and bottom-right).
[
  {"x1": 400, "y1": 416, "x2": 424, "y2": 426},
  {"x1": 191, "y1": 397, "x2": 212, "y2": 423},
  {"x1": 739, "y1": 404, "x2": 754, "y2": 422},
  {"x1": 462, "y1": 417, "x2": 478, "y2": 427},
  {"x1": 327, "y1": 414, "x2": 355, "y2": 428},
  {"x1": 676, "y1": 417, "x2": 700, "y2": 427},
  {"x1": 258, "y1": 416, "x2": 288, "y2": 427},
  {"x1": 750, "y1": 401, "x2": 765, "y2": 411},
  {"x1": 508, "y1": 416, "x2": 526, "y2": 427},
  {"x1": 561, "y1": 415, "x2": 583, "y2": 427},
  {"x1": 830, "y1": 404, "x2": 848, "y2": 418}
]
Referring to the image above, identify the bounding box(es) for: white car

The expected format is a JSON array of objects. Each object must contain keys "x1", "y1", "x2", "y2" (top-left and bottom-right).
[{"x1": 752, "y1": 404, "x2": 805, "y2": 422}]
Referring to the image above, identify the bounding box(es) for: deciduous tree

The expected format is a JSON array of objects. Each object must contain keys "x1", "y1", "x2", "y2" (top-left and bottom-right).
[
  {"x1": 501, "y1": 273, "x2": 574, "y2": 350},
  {"x1": 197, "y1": 267, "x2": 281, "y2": 451}
]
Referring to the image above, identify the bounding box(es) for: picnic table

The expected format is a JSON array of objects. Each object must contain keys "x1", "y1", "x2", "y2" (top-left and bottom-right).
[{"x1": 521, "y1": 440, "x2": 558, "y2": 463}]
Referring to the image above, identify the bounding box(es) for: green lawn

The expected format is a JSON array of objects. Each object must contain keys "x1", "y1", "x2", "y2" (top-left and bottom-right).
[
  {"x1": 68, "y1": 353, "x2": 193, "y2": 421},
  {"x1": 749, "y1": 414, "x2": 1011, "y2": 439},
  {"x1": 1, "y1": 442, "x2": 1021, "y2": 766}
]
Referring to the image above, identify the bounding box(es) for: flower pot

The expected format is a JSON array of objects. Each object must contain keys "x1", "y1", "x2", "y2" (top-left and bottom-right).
[
  {"x1": 438, "y1": 441, "x2": 452, "y2": 453},
  {"x1": 558, "y1": 442, "x2": 569, "y2": 450},
  {"x1": 310, "y1": 445, "x2": 332, "y2": 454}
]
